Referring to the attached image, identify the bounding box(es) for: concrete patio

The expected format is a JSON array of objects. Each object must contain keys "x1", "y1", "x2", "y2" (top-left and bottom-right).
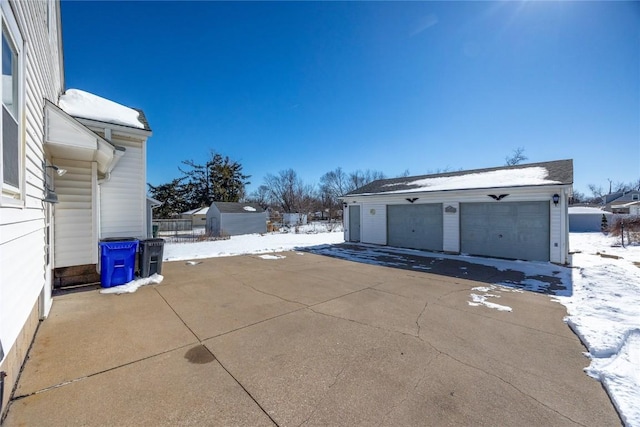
[{"x1": 3, "y1": 250, "x2": 620, "y2": 426}]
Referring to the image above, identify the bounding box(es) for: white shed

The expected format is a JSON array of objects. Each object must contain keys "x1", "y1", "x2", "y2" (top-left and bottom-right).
[
  {"x1": 206, "y1": 202, "x2": 267, "y2": 237},
  {"x1": 181, "y1": 207, "x2": 209, "y2": 228},
  {"x1": 341, "y1": 160, "x2": 573, "y2": 264}
]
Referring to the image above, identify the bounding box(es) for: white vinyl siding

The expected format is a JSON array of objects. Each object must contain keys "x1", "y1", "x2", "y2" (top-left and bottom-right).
[
  {"x1": 99, "y1": 138, "x2": 145, "y2": 239},
  {"x1": 1, "y1": 0, "x2": 63, "y2": 366},
  {"x1": 361, "y1": 203, "x2": 386, "y2": 245},
  {"x1": 53, "y1": 160, "x2": 94, "y2": 267}
]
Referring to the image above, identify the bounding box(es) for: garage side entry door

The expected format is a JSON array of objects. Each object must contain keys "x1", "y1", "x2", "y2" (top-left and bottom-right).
[
  {"x1": 349, "y1": 205, "x2": 361, "y2": 242},
  {"x1": 387, "y1": 204, "x2": 443, "y2": 251},
  {"x1": 460, "y1": 202, "x2": 550, "y2": 261}
]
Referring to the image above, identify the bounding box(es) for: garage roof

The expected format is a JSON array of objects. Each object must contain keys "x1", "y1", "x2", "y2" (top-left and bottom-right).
[
  {"x1": 212, "y1": 202, "x2": 265, "y2": 214},
  {"x1": 345, "y1": 159, "x2": 573, "y2": 196}
]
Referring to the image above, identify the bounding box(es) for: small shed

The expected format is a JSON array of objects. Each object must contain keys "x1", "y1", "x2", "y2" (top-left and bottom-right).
[
  {"x1": 181, "y1": 207, "x2": 209, "y2": 228},
  {"x1": 206, "y1": 202, "x2": 267, "y2": 237}
]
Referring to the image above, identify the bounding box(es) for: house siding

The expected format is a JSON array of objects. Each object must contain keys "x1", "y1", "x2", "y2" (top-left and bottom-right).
[
  {"x1": 99, "y1": 138, "x2": 145, "y2": 239},
  {"x1": 0, "y1": 0, "x2": 63, "y2": 415},
  {"x1": 53, "y1": 159, "x2": 95, "y2": 267}
]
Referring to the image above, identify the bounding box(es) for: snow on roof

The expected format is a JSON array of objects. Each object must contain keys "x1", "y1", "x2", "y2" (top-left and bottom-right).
[
  {"x1": 243, "y1": 206, "x2": 257, "y2": 212},
  {"x1": 568, "y1": 207, "x2": 608, "y2": 214},
  {"x1": 59, "y1": 89, "x2": 145, "y2": 129},
  {"x1": 379, "y1": 166, "x2": 560, "y2": 195},
  {"x1": 182, "y1": 207, "x2": 209, "y2": 215}
]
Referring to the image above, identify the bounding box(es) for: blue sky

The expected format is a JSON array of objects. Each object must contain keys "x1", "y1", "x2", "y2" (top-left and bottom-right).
[{"x1": 61, "y1": 1, "x2": 639, "y2": 196}]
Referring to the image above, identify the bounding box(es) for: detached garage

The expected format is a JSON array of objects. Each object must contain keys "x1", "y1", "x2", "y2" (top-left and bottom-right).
[{"x1": 341, "y1": 159, "x2": 573, "y2": 264}]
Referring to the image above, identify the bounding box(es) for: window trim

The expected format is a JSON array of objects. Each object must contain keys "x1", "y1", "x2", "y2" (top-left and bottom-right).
[{"x1": 0, "y1": 0, "x2": 24, "y2": 206}]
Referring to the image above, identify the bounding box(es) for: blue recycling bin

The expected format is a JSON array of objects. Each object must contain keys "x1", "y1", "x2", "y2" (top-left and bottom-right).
[{"x1": 99, "y1": 238, "x2": 139, "y2": 288}]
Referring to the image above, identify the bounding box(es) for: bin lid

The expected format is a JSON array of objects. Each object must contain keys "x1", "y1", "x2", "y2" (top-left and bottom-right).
[
  {"x1": 140, "y1": 238, "x2": 165, "y2": 244},
  {"x1": 100, "y1": 237, "x2": 138, "y2": 242}
]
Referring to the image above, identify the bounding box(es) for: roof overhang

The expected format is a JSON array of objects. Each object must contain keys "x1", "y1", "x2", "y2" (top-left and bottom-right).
[
  {"x1": 74, "y1": 116, "x2": 153, "y2": 138},
  {"x1": 341, "y1": 183, "x2": 572, "y2": 200},
  {"x1": 44, "y1": 100, "x2": 125, "y2": 176}
]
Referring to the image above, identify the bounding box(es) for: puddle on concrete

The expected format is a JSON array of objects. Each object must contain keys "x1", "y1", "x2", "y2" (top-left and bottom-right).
[{"x1": 184, "y1": 344, "x2": 216, "y2": 364}]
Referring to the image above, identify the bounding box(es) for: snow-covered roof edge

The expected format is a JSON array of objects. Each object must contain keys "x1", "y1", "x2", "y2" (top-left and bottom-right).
[
  {"x1": 59, "y1": 89, "x2": 151, "y2": 131},
  {"x1": 344, "y1": 159, "x2": 573, "y2": 197}
]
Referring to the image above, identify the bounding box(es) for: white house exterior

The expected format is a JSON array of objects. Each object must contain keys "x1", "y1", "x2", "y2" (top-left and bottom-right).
[
  {"x1": 0, "y1": 1, "x2": 151, "y2": 416},
  {"x1": 341, "y1": 160, "x2": 573, "y2": 264}
]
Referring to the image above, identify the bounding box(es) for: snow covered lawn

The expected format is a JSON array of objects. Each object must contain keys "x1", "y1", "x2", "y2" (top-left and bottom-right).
[
  {"x1": 557, "y1": 233, "x2": 640, "y2": 427},
  {"x1": 158, "y1": 228, "x2": 637, "y2": 426}
]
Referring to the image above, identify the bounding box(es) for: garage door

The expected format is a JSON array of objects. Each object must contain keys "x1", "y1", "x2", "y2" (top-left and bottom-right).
[
  {"x1": 460, "y1": 202, "x2": 549, "y2": 261},
  {"x1": 387, "y1": 204, "x2": 443, "y2": 251}
]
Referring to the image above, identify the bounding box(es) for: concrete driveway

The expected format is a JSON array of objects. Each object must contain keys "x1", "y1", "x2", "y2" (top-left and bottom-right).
[{"x1": 4, "y1": 249, "x2": 619, "y2": 426}]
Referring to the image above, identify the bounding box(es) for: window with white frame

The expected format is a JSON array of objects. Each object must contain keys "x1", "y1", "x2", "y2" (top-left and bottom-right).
[{"x1": 1, "y1": 1, "x2": 22, "y2": 201}]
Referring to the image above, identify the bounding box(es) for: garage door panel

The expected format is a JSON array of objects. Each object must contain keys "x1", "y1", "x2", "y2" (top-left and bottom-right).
[
  {"x1": 387, "y1": 204, "x2": 443, "y2": 251},
  {"x1": 460, "y1": 202, "x2": 549, "y2": 261}
]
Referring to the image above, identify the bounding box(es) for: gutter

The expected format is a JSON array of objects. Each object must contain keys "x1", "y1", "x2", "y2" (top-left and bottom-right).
[{"x1": 98, "y1": 145, "x2": 126, "y2": 184}]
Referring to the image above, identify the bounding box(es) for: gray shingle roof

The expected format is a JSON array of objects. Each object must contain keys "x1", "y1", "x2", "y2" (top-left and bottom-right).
[
  {"x1": 212, "y1": 202, "x2": 265, "y2": 214},
  {"x1": 344, "y1": 159, "x2": 573, "y2": 196}
]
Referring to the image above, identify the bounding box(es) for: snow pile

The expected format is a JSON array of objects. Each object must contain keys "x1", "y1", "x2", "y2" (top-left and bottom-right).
[
  {"x1": 243, "y1": 206, "x2": 257, "y2": 212},
  {"x1": 59, "y1": 89, "x2": 144, "y2": 129},
  {"x1": 378, "y1": 166, "x2": 559, "y2": 194},
  {"x1": 100, "y1": 274, "x2": 164, "y2": 294},
  {"x1": 258, "y1": 254, "x2": 286, "y2": 260},
  {"x1": 555, "y1": 233, "x2": 640, "y2": 426},
  {"x1": 468, "y1": 285, "x2": 521, "y2": 312}
]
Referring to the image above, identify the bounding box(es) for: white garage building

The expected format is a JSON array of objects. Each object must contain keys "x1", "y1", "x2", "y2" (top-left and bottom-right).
[{"x1": 341, "y1": 159, "x2": 573, "y2": 264}]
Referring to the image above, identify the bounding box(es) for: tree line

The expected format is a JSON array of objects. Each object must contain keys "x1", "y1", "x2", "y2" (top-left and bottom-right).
[{"x1": 148, "y1": 151, "x2": 388, "y2": 219}]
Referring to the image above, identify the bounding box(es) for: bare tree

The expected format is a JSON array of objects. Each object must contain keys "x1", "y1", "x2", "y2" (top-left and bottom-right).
[
  {"x1": 347, "y1": 169, "x2": 386, "y2": 192},
  {"x1": 320, "y1": 167, "x2": 350, "y2": 220},
  {"x1": 587, "y1": 184, "x2": 604, "y2": 204},
  {"x1": 263, "y1": 169, "x2": 316, "y2": 214},
  {"x1": 505, "y1": 147, "x2": 528, "y2": 166},
  {"x1": 246, "y1": 185, "x2": 271, "y2": 210}
]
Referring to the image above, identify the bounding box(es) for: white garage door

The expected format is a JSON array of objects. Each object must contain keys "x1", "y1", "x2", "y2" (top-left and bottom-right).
[
  {"x1": 387, "y1": 204, "x2": 443, "y2": 251},
  {"x1": 460, "y1": 202, "x2": 550, "y2": 261}
]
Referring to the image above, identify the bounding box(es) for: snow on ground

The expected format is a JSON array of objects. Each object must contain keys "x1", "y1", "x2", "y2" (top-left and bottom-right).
[
  {"x1": 159, "y1": 226, "x2": 637, "y2": 426},
  {"x1": 555, "y1": 233, "x2": 640, "y2": 427},
  {"x1": 163, "y1": 223, "x2": 344, "y2": 261}
]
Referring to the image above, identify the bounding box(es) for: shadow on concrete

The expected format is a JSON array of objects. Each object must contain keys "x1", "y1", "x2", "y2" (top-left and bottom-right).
[{"x1": 302, "y1": 243, "x2": 573, "y2": 297}]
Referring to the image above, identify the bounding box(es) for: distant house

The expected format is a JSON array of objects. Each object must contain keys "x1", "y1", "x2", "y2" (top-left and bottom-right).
[
  {"x1": 0, "y1": 1, "x2": 152, "y2": 416},
  {"x1": 341, "y1": 159, "x2": 573, "y2": 264},
  {"x1": 603, "y1": 190, "x2": 640, "y2": 214},
  {"x1": 206, "y1": 202, "x2": 267, "y2": 236},
  {"x1": 181, "y1": 206, "x2": 209, "y2": 228}
]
